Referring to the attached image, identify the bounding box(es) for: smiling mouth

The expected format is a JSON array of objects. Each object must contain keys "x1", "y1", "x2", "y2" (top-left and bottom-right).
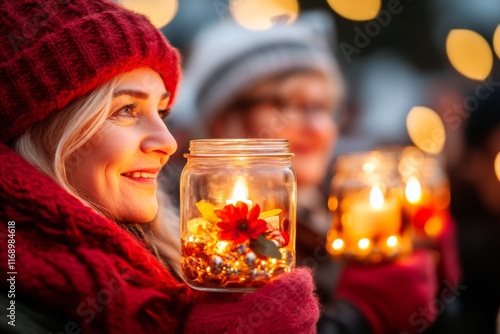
[{"x1": 122, "y1": 171, "x2": 158, "y2": 179}]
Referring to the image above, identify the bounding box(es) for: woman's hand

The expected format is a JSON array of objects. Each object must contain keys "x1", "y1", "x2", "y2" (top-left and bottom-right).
[
  {"x1": 334, "y1": 250, "x2": 439, "y2": 334},
  {"x1": 184, "y1": 268, "x2": 319, "y2": 334}
]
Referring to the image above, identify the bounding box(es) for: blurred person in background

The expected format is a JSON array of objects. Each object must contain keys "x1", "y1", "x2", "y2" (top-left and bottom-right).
[
  {"x1": 171, "y1": 11, "x2": 452, "y2": 334},
  {"x1": 438, "y1": 76, "x2": 500, "y2": 334}
]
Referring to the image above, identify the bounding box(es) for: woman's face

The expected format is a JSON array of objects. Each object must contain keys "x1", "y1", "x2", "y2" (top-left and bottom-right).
[
  {"x1": 69, "y1": 68, "x2": 177, "y2": 222},
  {"x1": 215, "y1": 72, "x2": 339, "y2": 187}
]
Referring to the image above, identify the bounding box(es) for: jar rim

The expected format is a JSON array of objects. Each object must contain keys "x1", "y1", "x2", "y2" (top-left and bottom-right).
[
  {"x1": 334, "y1": 151, "x2": 399, "y2": 173},
  {"x1": 185, "y1": 138, "x2": 294, "y2": 157}
]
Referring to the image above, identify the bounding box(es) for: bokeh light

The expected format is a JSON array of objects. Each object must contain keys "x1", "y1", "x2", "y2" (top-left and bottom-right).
[
  {"x1": 119, "y1": 0, "x2": 178, "y2": 28},
  {"x1": 230, "y1": 0, "x2": 299, "y2": 31},
  {"x1": 326, "y1": 0, "x2": 381, "y2": 21},
  {"x1": 495, "y1": 152, "x2": 500, "y2": 182},
  {"x1": 406, "y1": 106, "x2": 446, "y2": 155},
  {"x1": 446, "y1": 29, "x2": 493, "y2": 81},
  {"x1": 493, "y1": 25, "x2": 500, "y2": 59},
  {"x1": 424, "y1": 216, "x2": 444, "y2": 238}
]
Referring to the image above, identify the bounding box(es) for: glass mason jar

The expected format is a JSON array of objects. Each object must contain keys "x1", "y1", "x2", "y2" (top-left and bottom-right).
[
  {"x1": 326, "y1": 151, "x2": 412, "y2": 263},
  {"x1": 399, "y1": 146, "x2": 450, "y2": 244},
  {"x1": 180, "y1": 139, "x2": 296, "y2": 292}
]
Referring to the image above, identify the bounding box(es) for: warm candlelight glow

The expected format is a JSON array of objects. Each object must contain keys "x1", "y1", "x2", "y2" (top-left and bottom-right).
[
  {"x1": 230, "y1": 0, "x2": 299, "y2": 31},
  {"x1": 362, "y1": 162, "x2": 376, "y2": 174},
  {"x1": 328, "y1": 196, "x2": 339, "y2": 211},
  {"x1": 446, "y1": 29, "x2": 493, "y2": 81},
  {"x1": 215, "y1": 241, "x2": 229, "y2": 253},
  {"x1": 494, "y1": 25, "x2": 500, "y2": 59},
  {"x1": 327, "y1": 152, "x2": 412, "y2": 263},
  {"x1": 424, "y1": 217, "x2": 444, "y2": 237},
  {"x1": 495, "y1": 152, "x2": 500, "y2": 182},
  {"x1": 405, "y1": 176, "x2": 422, "y2": 204},
  {"x1": 332, "y1": 238, "x2": 344, "y2": 250},
  {"x1": 386, "y1": 235, "x2": 398, "y2": 247},
  {"x1": 406, "y1": 106, "x2": 445, "y2": 155},
  {"x1": 358, "y1": 238, "x2": 370, "y2": 249},
  {"x1": 226, "y1": 177, "x2": 253, "y2": 206},
  {"x1": 370, "y1": 184, "x2": 384, "y2": 209},
  {"x1": 120, "y1": 0, "x2": 178, "y2": 28},
  {"x1": 326, "y1": 0, "x2": 381, "y2": 21}
]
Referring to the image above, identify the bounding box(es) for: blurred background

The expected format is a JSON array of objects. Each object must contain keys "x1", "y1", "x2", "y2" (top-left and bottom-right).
[
  {"x1": 120, "y1": 0, "x2": 500, "y2": 332},
  {"x1": 152, "y1": 0, "x2": 500, "y2": 156}
]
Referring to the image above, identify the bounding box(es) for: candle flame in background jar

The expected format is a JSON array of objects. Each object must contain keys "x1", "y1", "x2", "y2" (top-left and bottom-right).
[
  {"x1": 405, "y1": 176, "x2": 422, "y2": 204},
  {"x1": 326, "y1": 151, "x2": 412, "y2": 263},
  {"x1": 398, "y1": 146, "x2": 451, "y2": 244},
  {"x1": 180, "y1": 139, "x2": 296, "y2": 292},
  {"x1": 370, "y1": 184, "x2": 384, "y2": 208}
]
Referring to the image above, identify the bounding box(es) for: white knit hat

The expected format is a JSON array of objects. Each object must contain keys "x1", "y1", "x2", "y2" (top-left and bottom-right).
[{"x1": 173, "y1": 10, "x2": 343, "y2": 128}]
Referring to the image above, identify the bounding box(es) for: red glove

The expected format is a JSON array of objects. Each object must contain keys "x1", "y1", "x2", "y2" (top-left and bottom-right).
[
  {"x1": 185, "y1": 268, "x2": 319, "y2": 334},
  {"x1": 334, "y1": 251, "x2": 438, "y2": 334}
]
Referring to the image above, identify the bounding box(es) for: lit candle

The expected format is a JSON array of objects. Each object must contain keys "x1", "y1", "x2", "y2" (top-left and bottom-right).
[
  {"x1": 226, "y1": 177, "x2": 253, "y2": 206},
  {"x1": 404, "y1": 175, "x2": 436, "y2": 232},
  {"x1": 346, "y1": 184, "x2": 401, "y2": 240},
  {"x1": 405, "y1": 176, "x2": 422, "y2": 204}
]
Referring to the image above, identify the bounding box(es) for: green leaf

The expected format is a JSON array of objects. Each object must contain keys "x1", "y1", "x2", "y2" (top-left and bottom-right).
[{"x1": 250, "y1": 235, "x2": 281, "y2": 259}]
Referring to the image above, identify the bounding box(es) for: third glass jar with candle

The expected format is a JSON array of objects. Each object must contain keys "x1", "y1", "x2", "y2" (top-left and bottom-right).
[
  {"x1": 180, "y1": 139, "x2": 296, "y2": 292},
  {"x1": 399, "y1": 146, "x2": 451, "y2": 244},
  {"x1": 326, "y1": 151, "x2": 412, "y2": 263}
]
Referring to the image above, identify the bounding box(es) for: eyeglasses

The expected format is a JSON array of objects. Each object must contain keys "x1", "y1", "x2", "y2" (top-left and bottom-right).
[{"x1": 232, "y1": 95, "x2": 337, "y2": 123}]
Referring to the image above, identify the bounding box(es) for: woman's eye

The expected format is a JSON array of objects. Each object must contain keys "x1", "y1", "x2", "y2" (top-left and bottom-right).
[{"x1": 112, "y1": 103, "x2": 138, "y2": 118}]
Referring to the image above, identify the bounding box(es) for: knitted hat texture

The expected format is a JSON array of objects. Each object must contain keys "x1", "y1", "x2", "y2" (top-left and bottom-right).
[{"x1": 0, "y1": 0, "x2": 180, "y2": 143}]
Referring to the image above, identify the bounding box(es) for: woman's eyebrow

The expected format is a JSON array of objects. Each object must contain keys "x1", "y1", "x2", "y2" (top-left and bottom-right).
[
  {"x1": 113, "y1": 89, "x2": 149, "y2": 99},
  {"x1": 113, "y1": 90, "x2": 170, "y2": 101}
]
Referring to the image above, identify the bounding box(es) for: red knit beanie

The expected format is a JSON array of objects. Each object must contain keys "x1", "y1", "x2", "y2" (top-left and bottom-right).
[{"x1": 0, "y1": 0, "x2": 180, "y2": 144}]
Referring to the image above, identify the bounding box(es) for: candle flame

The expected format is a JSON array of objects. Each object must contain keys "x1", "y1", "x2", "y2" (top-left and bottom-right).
[
  {"x1": 332, "y1": 238, "x2": 344, "y2": 250},
  {"x1": 405, "y1": 176, "x2": 422, "y2": 204},
  {"x1": 386, "y1": 235, "x2": 398, "y2": 247},
  {"x1": 226, "y1": 177, "x2": 253, "y2": 206},
  {"x1": 370, "y1": 184, "x2": 384, "y2": 209},
  {"x1": 358, "y1": 238, "x2": 370, "y2": 250}
]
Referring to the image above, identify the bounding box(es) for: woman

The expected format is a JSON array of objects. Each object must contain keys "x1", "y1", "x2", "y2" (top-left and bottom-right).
[
  {"x1": 174, "y1": 13, "x2": 442, "y2": 334},
  {"x1": 0, "y1": 0, "x2": 319, "y2": 333}
]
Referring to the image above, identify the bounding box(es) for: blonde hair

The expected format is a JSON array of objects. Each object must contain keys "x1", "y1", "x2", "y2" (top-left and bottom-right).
[{"x1": 14, "y1": 78, "x2": 181, "y2": 275}]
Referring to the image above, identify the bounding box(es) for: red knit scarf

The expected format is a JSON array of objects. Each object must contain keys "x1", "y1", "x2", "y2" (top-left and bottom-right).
[{"x1": 0, "y1": 144, "x2": 197, "y2": 333}]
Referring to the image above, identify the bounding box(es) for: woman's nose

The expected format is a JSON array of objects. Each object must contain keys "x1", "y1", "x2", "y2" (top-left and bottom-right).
[{"x1": 141, "y1": 115, "x2": 178, "y2": 158}]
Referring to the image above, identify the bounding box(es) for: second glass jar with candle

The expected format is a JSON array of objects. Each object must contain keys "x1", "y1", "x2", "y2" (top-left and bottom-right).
[
  {"x1": 326, "y1": 152, "x2": 412, "y2": 263},
  {"x1": 180, "y1": 139, "x2": 296, "y2": 292}
]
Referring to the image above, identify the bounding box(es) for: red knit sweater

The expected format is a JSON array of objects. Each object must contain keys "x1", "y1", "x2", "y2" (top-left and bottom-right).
[{"x1": 0, "y1": 143, "x2": 197, "y2": 333}]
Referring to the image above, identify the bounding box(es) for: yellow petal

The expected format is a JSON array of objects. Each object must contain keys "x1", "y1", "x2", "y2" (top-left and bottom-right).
[
  {"x1": 446, "y1": 29, "x2": 493, "y2": 81},
  {"x1": 196, "y1": 200, "x2": 220, "y2": 224},
  {"x1": 259, "y1": 209, "x2": 283, "y2": 219}
]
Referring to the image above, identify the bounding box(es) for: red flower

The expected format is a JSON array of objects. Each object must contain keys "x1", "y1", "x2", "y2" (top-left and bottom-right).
[{"x1": 215, "y1": 201, "x2": 267, "y2": 243}]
